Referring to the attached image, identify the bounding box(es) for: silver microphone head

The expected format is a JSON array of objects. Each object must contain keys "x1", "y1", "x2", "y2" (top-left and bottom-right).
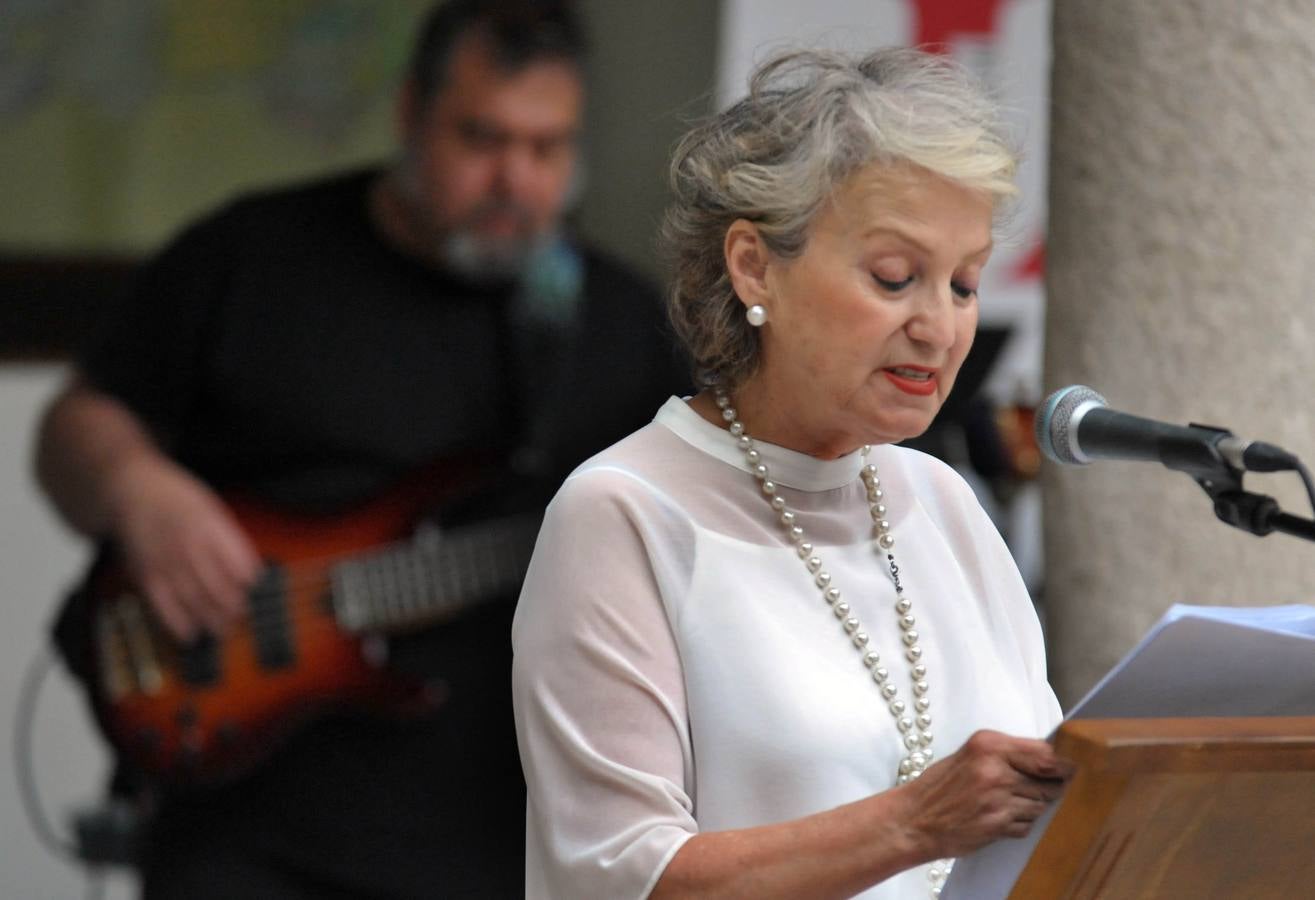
[{"x1": 1036, "y1": 385, "x2": 1108, "y2": 465}]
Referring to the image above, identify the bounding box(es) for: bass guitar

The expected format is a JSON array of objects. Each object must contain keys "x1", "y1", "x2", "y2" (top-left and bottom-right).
[{"x1": 59, "y1": 477, "x2": 539, "y2": 788}]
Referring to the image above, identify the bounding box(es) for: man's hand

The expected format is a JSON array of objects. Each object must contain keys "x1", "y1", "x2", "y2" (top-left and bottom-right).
[
  {"x1": 108, "y1": 455, "x2": 262, "y2": 641},
  {"x1": 36, "y1": 379, "x2": 264, "y2": 642}
]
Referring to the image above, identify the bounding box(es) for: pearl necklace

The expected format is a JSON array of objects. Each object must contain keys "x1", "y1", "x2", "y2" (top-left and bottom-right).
[{"x1": 714, "y1": 388, "x2": 954, "y2": 896}]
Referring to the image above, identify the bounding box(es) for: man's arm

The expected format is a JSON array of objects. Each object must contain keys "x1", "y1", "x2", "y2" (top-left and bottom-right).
[
  {"x1": 35, "y1": 377, "x2": 261, "y2": 639},
  {"x1": 37, "y1": 376, "x2": 165, "y2": 538}
]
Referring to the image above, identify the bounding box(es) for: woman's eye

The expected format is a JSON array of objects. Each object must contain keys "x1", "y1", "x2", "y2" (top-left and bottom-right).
[
  {"x1": 874, "y1": 274, "x2": 914, "y2": 292},
  {"x1": 951, "y1": 281, "x2": 978, "y2": 300}
]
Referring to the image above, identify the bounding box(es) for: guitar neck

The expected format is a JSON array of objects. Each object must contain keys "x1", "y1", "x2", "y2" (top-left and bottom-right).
[{"x1": 329, "y1": 513, "x2": 541, "y2": 633}]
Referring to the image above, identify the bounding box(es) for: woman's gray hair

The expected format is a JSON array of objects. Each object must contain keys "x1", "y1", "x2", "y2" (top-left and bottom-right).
[{"x1": 662, "y1": 46, "x2": 1019, "y2": 388}]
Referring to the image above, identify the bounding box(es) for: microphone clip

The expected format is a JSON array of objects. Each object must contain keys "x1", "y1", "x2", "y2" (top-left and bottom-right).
[{"x1": 1160, "y1": 422, "x2": 1238, "y2": 482}]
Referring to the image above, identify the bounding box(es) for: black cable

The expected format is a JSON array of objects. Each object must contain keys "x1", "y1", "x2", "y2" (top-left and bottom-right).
[
  {"x1": 14, "y1": 647, "x2": 81, "y2": 861},
  {"x1": 1296, "y1": 460, "x2": 1315, "y2": 519}
]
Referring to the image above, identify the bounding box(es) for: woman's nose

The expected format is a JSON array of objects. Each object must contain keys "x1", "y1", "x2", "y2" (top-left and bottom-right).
[{"x1": 906, "y1": 287, "x2": 957, "y2": 349}]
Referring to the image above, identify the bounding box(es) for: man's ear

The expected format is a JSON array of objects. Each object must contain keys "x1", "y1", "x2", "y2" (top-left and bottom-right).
[{"x1": 724, "y1": 219, "x2": 773, "y2": 312}]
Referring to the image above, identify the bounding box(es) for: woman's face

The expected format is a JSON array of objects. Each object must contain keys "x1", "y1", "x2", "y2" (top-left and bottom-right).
[{"x1": 736, "y1": 165, "x2": 994, "y2": 458}]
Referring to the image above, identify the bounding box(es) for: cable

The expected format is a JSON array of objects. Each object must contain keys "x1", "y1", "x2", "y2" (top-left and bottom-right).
[
  {"x1": 13, "y1": 647, "x2": 81, "y2": 861},
  {"x1": 1296, "y1": 460, "x2": 1315, "y2": 519}
]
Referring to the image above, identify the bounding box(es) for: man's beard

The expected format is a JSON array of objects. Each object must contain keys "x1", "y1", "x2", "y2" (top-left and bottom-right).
[
  {"x1": 392, "y1": 163, "x2": 547, "y2": 285},
  {"x1": 438, "y1": 206, "x2": 539, "y2": 285}
]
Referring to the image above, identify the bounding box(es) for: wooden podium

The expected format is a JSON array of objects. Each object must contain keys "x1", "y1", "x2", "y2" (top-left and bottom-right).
[{"x1": 1010, "y1": 717, "x2": 1315, "y2": 899}]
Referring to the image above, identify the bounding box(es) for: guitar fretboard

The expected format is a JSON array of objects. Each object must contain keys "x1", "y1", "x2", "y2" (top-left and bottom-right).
[{"x1": 329, "y1": 514, "x2": 541, "y2": 633}]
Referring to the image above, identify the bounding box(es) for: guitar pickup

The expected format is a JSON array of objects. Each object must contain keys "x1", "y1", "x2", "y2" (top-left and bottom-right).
[
  {"x1": 179, "y1": 633, "x2": 220, "y2": 686},
  {"x1": 249, "y1": 565, "x2": 296, "y2": 671}
]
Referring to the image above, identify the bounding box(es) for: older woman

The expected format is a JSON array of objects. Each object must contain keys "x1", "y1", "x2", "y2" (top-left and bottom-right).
[{"x1": 512, "y1": 47, "x2": 1068, "y2": 899}]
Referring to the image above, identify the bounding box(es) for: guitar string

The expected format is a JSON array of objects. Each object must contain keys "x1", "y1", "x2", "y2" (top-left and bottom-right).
[
  {"x1": 131, "y1": 533, "x2": 537, "y2": 645},
  {"x1": 173, "y1": 524, "x2": 532, "y2": 610},
  {"x1": 202, "y1": 518, "x2": 539, "y2": 593}
]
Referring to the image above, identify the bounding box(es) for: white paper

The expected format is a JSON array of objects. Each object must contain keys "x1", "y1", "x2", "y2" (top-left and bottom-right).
[{"x1": 942, "y1": 603, "x2": 1315, "y2": 900}]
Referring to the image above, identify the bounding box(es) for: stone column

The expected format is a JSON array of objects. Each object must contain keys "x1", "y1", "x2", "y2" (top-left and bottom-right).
[{"x1": 1044, "y1": 1, "x2": 1315, "y2": 705}]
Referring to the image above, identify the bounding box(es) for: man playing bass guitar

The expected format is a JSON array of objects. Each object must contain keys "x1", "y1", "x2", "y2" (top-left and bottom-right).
[{"x1": 34, "y1": 2, "x2": 684, "y2": 897}]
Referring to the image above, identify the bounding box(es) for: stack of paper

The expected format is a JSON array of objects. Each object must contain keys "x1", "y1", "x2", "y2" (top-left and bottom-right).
[{"x1": 943, "y1": 603, "x2": 1315, "y2": 900}]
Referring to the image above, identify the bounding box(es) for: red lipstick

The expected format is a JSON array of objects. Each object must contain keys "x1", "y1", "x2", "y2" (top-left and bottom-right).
[{"x1": 883, "y1": 365, "x2": 938, "y2": 396}]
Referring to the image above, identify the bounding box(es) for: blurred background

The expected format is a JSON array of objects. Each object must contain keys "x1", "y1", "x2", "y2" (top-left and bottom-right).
[{"x1": 0, "y1": 2, "x2": 1051, "y2": 896}]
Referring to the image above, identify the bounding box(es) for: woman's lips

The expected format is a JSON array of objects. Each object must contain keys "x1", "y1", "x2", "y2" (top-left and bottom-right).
[{"x1": 882, "y1": 366, "x2": 938, "y2": 396}]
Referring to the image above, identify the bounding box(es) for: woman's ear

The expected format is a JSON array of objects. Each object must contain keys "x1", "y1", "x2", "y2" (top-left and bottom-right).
[{"x1": 724, "y1": 219, "x2": 772, "y2": 311}]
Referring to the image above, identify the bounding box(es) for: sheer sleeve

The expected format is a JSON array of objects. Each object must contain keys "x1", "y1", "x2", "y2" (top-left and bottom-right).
[
  {"x1": 934, "y1": 463, "x2": 1063, "y2": 732},
  {"x1": 512, "y1": 466, "x2": 698, "y2": 899}
]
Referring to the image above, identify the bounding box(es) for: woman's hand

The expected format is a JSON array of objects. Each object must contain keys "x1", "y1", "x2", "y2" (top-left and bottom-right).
[
  {"x1": 108, "y1": 454, "x2": 262, "y2": 642},
  {"x1": 896, "y1": 729, "x2": 1074, "y2": 860}
]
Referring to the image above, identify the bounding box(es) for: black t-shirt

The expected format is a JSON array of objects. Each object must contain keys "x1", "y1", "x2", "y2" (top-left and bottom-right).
[
  {"x1": 85, "y1": 168, "x2": 677, "y2": 514},
  {"x1": 80, "y1": 169, "x2": 686, "y2": 895}
]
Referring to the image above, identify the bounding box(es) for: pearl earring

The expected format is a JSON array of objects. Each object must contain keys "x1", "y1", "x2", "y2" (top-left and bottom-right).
[{"x1": 745, "y1": 304, "x2": 768, "y2": 327}]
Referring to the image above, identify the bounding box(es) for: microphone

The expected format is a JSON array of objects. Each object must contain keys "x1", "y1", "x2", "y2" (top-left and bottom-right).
[{"x1": 1035, "y1": 385, "x2": 1297, "y2": 475}]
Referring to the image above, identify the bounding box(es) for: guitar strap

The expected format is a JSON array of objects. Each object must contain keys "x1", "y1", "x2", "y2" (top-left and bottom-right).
[{"x1": 506, "y1": 235, "x2": 585, "y2": 482}]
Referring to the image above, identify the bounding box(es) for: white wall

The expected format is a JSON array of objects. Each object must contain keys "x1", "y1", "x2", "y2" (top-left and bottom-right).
[{"x1": 0, "y1": 365, "x2": 135, "y2": 899}]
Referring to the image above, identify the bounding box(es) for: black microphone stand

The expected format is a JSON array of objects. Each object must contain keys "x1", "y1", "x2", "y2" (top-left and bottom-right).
[{"x1": 1172, "y1": 425, "x2": 1315, "y2": 544}]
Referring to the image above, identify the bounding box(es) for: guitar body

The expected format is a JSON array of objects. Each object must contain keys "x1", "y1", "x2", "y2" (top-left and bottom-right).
[{"x1": 82, "y1": 485, "x2": 443, "y2": 788}]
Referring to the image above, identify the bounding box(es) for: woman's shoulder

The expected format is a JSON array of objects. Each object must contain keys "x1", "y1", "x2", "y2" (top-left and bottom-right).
[
  {"x1": 519, "y1": 414, "x2": 704, "y2": 636},
  {"x1": 880, "y1": 443, "x2": 975, "y2": 498},
  {"x1": 877, "y1": 443, "x2": 995, "y2": 535},
  {"x1": 548, "y1": 415, "x2": 698, "y2": 514}
]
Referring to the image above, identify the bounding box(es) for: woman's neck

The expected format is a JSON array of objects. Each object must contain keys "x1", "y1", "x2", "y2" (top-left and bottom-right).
[{"x1": 687, "y1": 386, "x2": 862, "y2": 460}]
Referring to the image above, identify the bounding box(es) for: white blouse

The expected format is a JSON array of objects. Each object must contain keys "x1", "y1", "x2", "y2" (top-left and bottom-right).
[{"x1": 512, "y1": 397, "x2": 1061, "y2": 899}]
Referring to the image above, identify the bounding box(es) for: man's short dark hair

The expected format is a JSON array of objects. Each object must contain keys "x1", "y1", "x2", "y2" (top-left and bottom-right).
[{"x1": 408, "y1": 0, "x2": 587, "y2": 102}]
